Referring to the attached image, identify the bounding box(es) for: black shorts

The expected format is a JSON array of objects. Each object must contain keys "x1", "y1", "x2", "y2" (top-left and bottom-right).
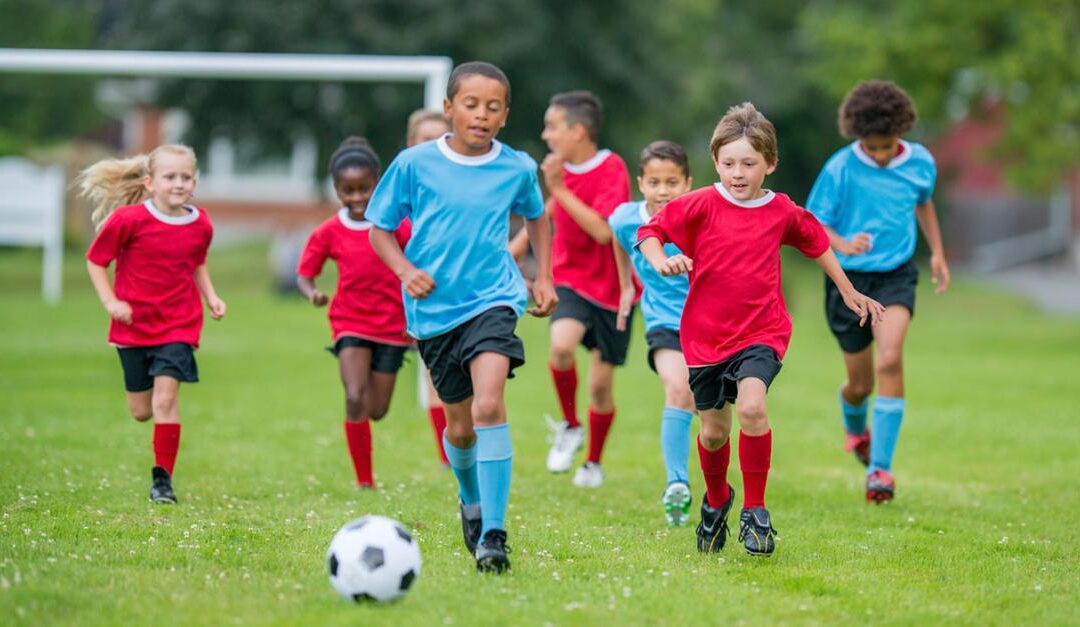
[
  {"x1": 645, "y1": 327, "x2": 682, "y2": 373},
  {"x1": 116, "y1": 343, "x2": 198, "y2": 392},
  {"x1": 417, "y1": 307, "x2": 525, "y2": 404},
  {"x1": 687, "y1": 344, "x2": 782, "y2": 411},
  {"x1": 826, "y1": 260, "x2": 918, "y2": 353},
  {"x1": 550, "y1": 286, "x2": 633, "y2": 366},
  {"x1": 328, "y1": 336, "x2": 407, "y2": 374}
]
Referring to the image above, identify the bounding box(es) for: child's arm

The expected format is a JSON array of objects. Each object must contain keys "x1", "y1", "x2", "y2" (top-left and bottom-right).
[
  {"x1": 915, "y1": 199, "x2": 950, "y2": 294},
  {"x1": 369, "y1": 227, "x2": 435, "y2": 298},
  {"x1": 638, "y1": 237, "x2": 693, "y2": 276},
  {"x1": 525, "y1": 212, "x2": 558, "y2": 316},
  {"x1": 508, "y1": 224, "x2": 531, "y2": 262},
  {"x1": 195, "y1": 264, "x2": 227, "y2": 320},
  {"x1": 612, "y1": 238, "x2": 636, "y2": 332},
  {"x1": 541, "y1": 154, "x2": 613, "y2": 245},
  {"x1": 86, "y1": 260, "x2": 132, "y2": 325},
  {"x1": 296, "y1": 275, "x2": 329, "y2": 307},
  {"x1": 814, "y1": 249, "x2": 885, "y2": 326},
  {"x1": 822, "y1": 225, "x2": 872, "y2": 256}
]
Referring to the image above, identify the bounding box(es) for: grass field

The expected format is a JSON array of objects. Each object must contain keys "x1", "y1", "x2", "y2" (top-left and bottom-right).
[{"x1": 1, "y1": 241, "x2": 1078, "y2": 626}]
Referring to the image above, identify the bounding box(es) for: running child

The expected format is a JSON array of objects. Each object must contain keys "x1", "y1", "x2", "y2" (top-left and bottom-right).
[
  {"x1": 81, "y1": 144, "x2": 225, "y2": 505},
  {"x1": 637, "y1": 103, "x2": 884, "y2": 556},
  {"x1": 540, "y1": 90, "x2": 635, "y2": 487},
  {"x1": 366, "y1": 61, "x2": 557, "y2": 573},
  {"x1": 805, "y1": 80, "x2": 950, "y2": 503},
  {"x1": 609, "y1": 140, "x2": 695, "y2": 527},
  {"x1": 297, "y1": 137, "x2": 410, "y2": 489}
]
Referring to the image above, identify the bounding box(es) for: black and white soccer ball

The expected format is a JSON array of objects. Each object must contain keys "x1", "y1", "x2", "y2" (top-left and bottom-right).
[{"x1": 327, "y1": 515, "x2": 422, "y2": 603}]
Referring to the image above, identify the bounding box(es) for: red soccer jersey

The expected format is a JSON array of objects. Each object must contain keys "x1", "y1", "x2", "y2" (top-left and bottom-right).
[
  {"x1": 551, "y1": 149, "x2": 636, "y2": 310},
  {"x1": 297, "y1": 209, "x2": 411, "y2": 346},
  {"x1": 86, "y1": 201, "x2": 214, "y2": 348},
  {"x1": 636, "y1": 184, "x2": 831, "y2": 366}
]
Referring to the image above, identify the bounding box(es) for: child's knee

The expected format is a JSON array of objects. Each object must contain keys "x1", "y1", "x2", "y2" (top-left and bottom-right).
[
  {"x1": 368, "y1": 399, "x2": 391, "y2": 421},
  {"x1": 699, "y1": 421, "x2": 730, "y2": 448},
  {"x1": 846, "y1": 379, "x2": 874, "y2": 401},
  {"x1": 736, "y1": 398, "x2": 768, "y2": 427},
  {"x1": 131, "y1": 408, "x2": 153, "y2": 422},
  {"x1": 876, "y1": 350, "x2": 903, "y2": 378},
  {"x1": 549, "y1": 346, "x2": 575, "y2": 370},
  {"x1": 662, "y1": 381, "x2": 694, "y2": 411}
]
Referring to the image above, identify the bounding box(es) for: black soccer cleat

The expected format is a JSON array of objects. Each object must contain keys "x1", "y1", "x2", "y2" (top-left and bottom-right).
[
  {"x1": 149, "y1": 465, "x2": 177, "y2": 504},
  {"x1": 459, "y1": 501, "x2": 482, "y2": 553},
  {"x1": 696, "y1": 484, "x2": 735, "y2": 553},
  {"x1": 475, "y1": 529, "x2": 511, "y2": 574},
  {"x1": 866, "y1": 469, "x2": 895, "y2": 504},
  {"x1": 738, "y1": 507, "x2": 777, "y2": 556}
]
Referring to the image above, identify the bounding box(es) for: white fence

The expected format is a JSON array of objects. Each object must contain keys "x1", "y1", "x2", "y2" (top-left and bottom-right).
[{"x1": 0, "y1": 157, "x2": 65, "y2": 303}]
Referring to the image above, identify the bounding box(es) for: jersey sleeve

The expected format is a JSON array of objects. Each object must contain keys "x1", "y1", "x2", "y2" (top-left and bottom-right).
[
  {"x1": 590, "y1": 160, "x2": 632, "y2": 219},
  {"x1": 783, "y1": 205, "x2": 832, "y2": 258},
  {"x1": 196, "y1": 212, "x2": 213, "y2": 266},
  {"x1": 805, "y1": 160, "x2": 841, "y2": 227},
  {"x1": 366, "y1": 157, "x2": 412, "y2": 231},
  {"x1": 607, "y1": 204, "x2": 633, "y2": 253},
  {"x1": 511, "y1": 164, "x2": 544, "y2": 219},
  {"x1": 917, "y1": 154, "x2": 937, "y2": 204},
  {"x1": 635, "y1": 198, "x2": 693, "y2": 253},
  {"x1": 85, "y1": 210, "x2": 133, "y2": 267},
  {"x1": 296, "y1": 225, "x2": 331, "y2": 279}
]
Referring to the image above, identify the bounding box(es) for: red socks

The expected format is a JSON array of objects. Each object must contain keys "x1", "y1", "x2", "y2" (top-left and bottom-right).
[
  {"x1": 739, "y1": 430, "x2": 772, "y2": 509},
  {"x1": 586, "y1": 407, "x2": 615, "y2": 463},
  {"x1": 344, "y1": 420, "x2": 374, "y2": 487},
  {"x1": 152, "y1": 423, "x2": 181, "y2": 475},
  {"x1": 428, "y1": 406, "x2": 449, "y2": 465},
  {"x1": 697, "y1": 435, "x2": 731, "y2": 508},
  {"x1": 550, "y1": 364, "x2": 580, "y2": 428}
]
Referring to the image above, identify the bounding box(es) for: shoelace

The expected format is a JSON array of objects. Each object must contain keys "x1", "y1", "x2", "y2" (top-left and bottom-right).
[
  {"x1": 738, "y1": 519, "x2": 778, "y2": 542},
  {"x1": 482, "y1": 533, "x2": 513, "y2": 554}
]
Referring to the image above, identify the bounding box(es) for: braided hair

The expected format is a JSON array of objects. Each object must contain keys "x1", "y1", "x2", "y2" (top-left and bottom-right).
[{"x1": 328, "y1": 137, "x2": 381, "y2": 183}]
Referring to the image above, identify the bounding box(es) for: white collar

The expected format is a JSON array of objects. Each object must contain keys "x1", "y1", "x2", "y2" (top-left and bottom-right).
[
  {"x1": 435, "y1": 134, "x2": 502, "y2": 166},
  {"x1": 144, "y1": 200, "x2": 199, "y2": 225},
  {"x1": 638, "y1": 201, "x2": 652, "y2": 223},
  {"x1": 713, "y1": 183, "x2": 775, "y2": 208},
  {"x1": 337, "y1": 208, "x2": 373, "y2": 231},
  {"x1": 851, "y1": 139, "x2": 914, "y2": 169},
  {"x1": 563, "y1": 149, "x2": 611, "y2": 175}
]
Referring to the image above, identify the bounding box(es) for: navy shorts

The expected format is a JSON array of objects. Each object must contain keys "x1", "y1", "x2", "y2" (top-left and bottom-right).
[
  {"x1": 550, "y1": 286, "x2": 633, "y2": 366},
  {"x1": 329, "y1": 336, "x2": 407, "y2": 374},
  {"x1": 645, "y1": 327, "x2": 682, "y2": 373},
  {"x1": 417, "y1": 307, "x2": 525, "y2": 404},
  {"x1": 116, "y1": 343, "x2": 198, "y2": 392},
  {"x1": 826, "y1": 260, "x2": 918, "y2": 353},
  {"x1": 687, "y1": 344, "x2": 782, "y2": 411}
]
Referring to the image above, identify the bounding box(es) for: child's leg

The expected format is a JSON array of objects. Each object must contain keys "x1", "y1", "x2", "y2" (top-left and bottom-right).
[
  {"x1": 654, "y1": 349, "x2": 694, "y2": 485},
  {"x1": 362, "y1": 371, "x2": 399, "y2": 421},
  {"x1": 585, "y1": 351, "x2": 616, "y2": 464},
  {"x1": 734, "y1": 378, "x2": 770, "y2": 509},
  {"x1": 126, "y1": 390, "x2": 153, "y2": 422},
  {"x1": 840, "y1": 347, "x2": 874, "y2": 435},
  {"x1": 339, "y1": 346, "x2": 375, "y2": 486},
  {"x1": 549, "y1": 318, "x2": 586, "y2": 427},
  {"x1": 442, "y1": 397, "x2": 480, "y2": 506},
  {"x1": 470, "y1": 352, "x2": 512, "y2": 537},
  {"x1": 869, "y1": 306, "x2": 912, "y2": 473},
  {"x1": 698, "y1": 405, "x2": 733, "y2": 508},
  {"x1": 424, "y1": 369, "x2": 449, "y2": 465},
  {"x1": 151, "y1": 376, "x2": 181, "y2": 475}
]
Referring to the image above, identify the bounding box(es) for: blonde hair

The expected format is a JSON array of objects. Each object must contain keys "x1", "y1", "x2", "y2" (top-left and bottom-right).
[
  {"x1": 405, "y1": 109, "x2": 449, "y2": 146},
  {"x1": 709, "y1": 102, "x2": 778, "y2": 166},
  {"x1": 77, "y1": 144, "x2": 197, "y2": 229}
]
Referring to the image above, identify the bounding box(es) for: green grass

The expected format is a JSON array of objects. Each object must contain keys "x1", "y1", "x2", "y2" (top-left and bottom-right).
[{"x1": 1, "y1": 242, "x2": 1078, "y2": 626}]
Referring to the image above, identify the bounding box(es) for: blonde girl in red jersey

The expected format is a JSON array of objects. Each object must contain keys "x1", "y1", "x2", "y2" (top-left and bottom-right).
[
  {"x1": 297, "y1": 137, "x2": 411, "y2": 488},
  {"x1": 81, "y1": 144, "x2": 225, "y2": 504}
]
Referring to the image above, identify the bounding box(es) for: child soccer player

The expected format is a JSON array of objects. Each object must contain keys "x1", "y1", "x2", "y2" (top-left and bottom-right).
[
  {"x1": 366, "y1": 61, "x2": 557, "y2": 573},
  {"x1": 637, "y1": 103, "x2": 884, "y2": 556},
  {"x1": 609, "y1": 140, "x2": 695, "y2": 526},
  {"x1": 540, "y1": 90, "x2": 635, "y2": 487},
  {"x1": 806, "y1": 80, "x2": 950, "y2": 503},
  {"x1": 80, "y1": 144, "x2": 226, "y2": 505},
  {"x1": 297, "y1": 137, "x2": 410, "y2": 489}
]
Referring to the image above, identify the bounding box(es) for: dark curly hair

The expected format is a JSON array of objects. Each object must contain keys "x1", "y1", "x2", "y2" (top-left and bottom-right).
[{"x1": 838, "y1": 80, "x2": 917, "y2": 139}]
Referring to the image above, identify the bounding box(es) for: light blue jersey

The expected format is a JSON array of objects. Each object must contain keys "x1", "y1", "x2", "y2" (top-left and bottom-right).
[
  {"x1": 366, "y1": 135, "x2": 544, "y2": 339},
  {"x1": 609, "y1": 201, "x2": 688, "y2": 332},
  {"x1": 806, "y1": 140, "x2": 936, "y2": 272}
]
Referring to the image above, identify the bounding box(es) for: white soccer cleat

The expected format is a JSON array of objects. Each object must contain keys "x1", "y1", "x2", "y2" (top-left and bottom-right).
[
  {"x1": 572, "y1": 462, "x2": 604, "y2": 488},
  {"x1": 545, "y1": 414, "x2": 583, "y2": 473}
]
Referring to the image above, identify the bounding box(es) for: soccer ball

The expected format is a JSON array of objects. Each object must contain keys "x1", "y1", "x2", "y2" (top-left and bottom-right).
[{"x1": 327, "y1": 515, "x2": 422, "y2": 603}]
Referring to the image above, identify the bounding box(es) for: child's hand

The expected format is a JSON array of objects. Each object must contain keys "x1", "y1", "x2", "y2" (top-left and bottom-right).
[
  {"x1": 527, "y1": 277, "x2": 558, "y2": 317},
  {"x1": 658, "y1": 254, "x2": 693, "y2": 276},
  {"x1": 309, "y1": 290, "x2": 329, "y2": 307},
  {"x1": 615, "y1": 286, "x2": 636, "y2": 332},
  {"x1": 930, "y1": 253, "x2": 951, "y2": 294},
  {"x1": 403, "y1": 268, "x2": 436, "y2": 299},
  {"x1": 207, "y1": 296, "x2": 227, "y2": 320},
  {"x1": 839, "y1": 232, "x2": 873, "y2": 256},
  {"x1": 843, "y1": 290, "x2": 885, "y2": 327},
  {"x1": 105, "y1": 298, "x2": 133, "y2": 325},
  {"x1": 540, "y1": 154, "x2": 566, "y2": 191}
]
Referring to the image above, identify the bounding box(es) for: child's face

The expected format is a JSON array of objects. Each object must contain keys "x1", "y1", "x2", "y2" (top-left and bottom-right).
[
  {"x1": 144, "y1": 152, "x2": 196, "y2": 210},
  {"x1": 637, "y1": 159, "x2": 692, "y2": 214},
  {"x1": 442, "y1": 75, "x2": 509, "y2": 155},
  {"x1": 859, "y1": 133, "x2": 901, "y2": 167},
  {"x1": 334, "y1": 166, "x2": 378, "y2": 217},
  {"x1": 409, "y1": 118, "x2": 450, "y2": 147},
  {"x1": 541, "y1": 106, "x2": 585, "y2": 159},
  {"x1": 713, "y1": 137, "x2": 776, "y2": 202}
]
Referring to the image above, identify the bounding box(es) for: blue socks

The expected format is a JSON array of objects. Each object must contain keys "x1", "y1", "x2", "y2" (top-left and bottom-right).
[
  {"x1": 869, "y1": 396, "x2": 905, "y2": 473},
  {"x1": 475, "y1": 424, "x2": 513, "y2": 538},
  {"x1": 841, "y1": 392, "x2": 868, "y2": 435},
  {"x1": 660, "y1": 407, "x2": 693, "y2": 485},
  {"x1": 443, "y1": 435, "x2": 480, "y2": 506}
]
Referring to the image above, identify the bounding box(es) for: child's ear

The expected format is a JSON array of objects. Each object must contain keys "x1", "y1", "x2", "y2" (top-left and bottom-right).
[
  {"x1": 143, "y1": 175, "x2": 154, "y2": 193},
  {"x1": 636, "y1": 175, "x2": 646, "y2": 195},
  {"x1": 443, "y1": 98, "x2": 453, "y2": 117},
  {"x1": 765, "y1": 161, "x2": 778, "y2": 176}
]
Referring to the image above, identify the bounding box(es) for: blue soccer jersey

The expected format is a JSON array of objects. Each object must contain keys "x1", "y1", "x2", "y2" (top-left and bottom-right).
[
  {"x1": 365, "y1": 135, "x2": 544, "y2": 339},
  {"x1": 806, "y1": 140, "x2": 936, "y2": 272},
  {"x1": 609, "y1": 201, "x2": 688, "y2": 332}
]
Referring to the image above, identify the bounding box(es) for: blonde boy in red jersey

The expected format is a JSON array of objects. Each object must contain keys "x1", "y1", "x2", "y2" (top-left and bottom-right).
[{"x1": 638, "y1": 103, "x2": 883, "y2": 556}]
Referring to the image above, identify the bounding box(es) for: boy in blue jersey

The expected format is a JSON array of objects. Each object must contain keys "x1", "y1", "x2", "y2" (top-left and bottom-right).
[
  {"x1": 367, "y1": 61, "x2": 557, "y2": 573},
  {"x1": 806, "y1": 80, "x2": 950, "y2": 503},
  {"x1": 609, "y1": 141, "x2": 696, "y2": 528}
]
